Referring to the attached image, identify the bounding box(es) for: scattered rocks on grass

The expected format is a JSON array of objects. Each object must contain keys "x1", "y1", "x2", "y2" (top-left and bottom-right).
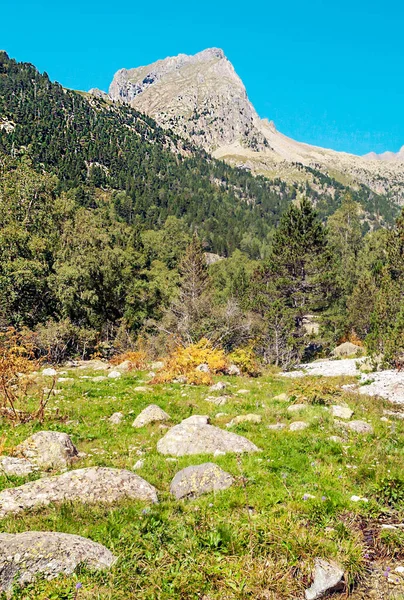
[
  {"x1": 0, "y1": 531, "x2": 116, "y2": 592},
  {"x1": 157, "y1": 416, "x2": 259, "y2": 456},
  {"x1": 42, "y1": 368, "x2": 57, "y2": 377},
  {"x1": 289, "y1": 421, "x2": 309, "y2": 431},
  {"x1": 57, "y1": 377, "x2": 74, "y2": 383},
  {"x1": 226, "y1": 414, "x2": 262, "y2": 427},
  {"x1": 331, "y1": 405, "x2": 354, "y2": 419},
  {"x1": 305, "y1": 558, "x2": 344, "y2": 600},
  {"x1": 0, "y1": 467, "x2": 158, "y2": 517},
  {"x1": 132, "y1": 404, "x2": 171, "y2": 428},
  {"x1": 109, "y1": 412, "x2": 124, "y2": 425},
  {"x1": 170, "y1": 462, "x2": 234, "y2": 500},
  {"x1": 108, "y1": 370, "x2": 121, "y2": 379},
  {"x1": 16, "y1": 431, "x2": 79, "y2": 471},
  {"x1": 205, "y1": 395, "x2": 228, "y2": 406},
  {"x1": 0, "y1": 457, "x2": 36, "y2": 477}
]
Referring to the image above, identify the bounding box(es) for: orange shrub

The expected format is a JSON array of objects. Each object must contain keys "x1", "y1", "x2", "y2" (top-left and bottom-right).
[{"x1": 110, "y1": 350, "x2": 148, "y2": 370}]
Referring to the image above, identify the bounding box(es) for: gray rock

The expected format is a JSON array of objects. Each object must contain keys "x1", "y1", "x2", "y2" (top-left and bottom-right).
[
  {"x1": 331, "y1": 405, "x2": 353, "y2": 419},
  {"x1": 196, "y1": 363, "x2": 210, "y2": 373},
  {"x1": 115, "y1": 360, "x2": 131, "y2": 372},
  {"x1": 289, "y1": 421, "x2": 308, "y2": 431},
  {"x1": 108, "y1": 412, "x2": 124, "y2": 424},
  {"x1": 226, "y1": 414, "x2": 262, "y2": 427},
  {"x1": 267, "y1": 423, "x2": 286, "y2": 430},
  {"x1": 332, "y1": 342, "x2": 362, "y2": 357},
  {"x1": 92, "y1": 375, "x2": 107, "y2": 382},
  {"x1": 170, "y1": 462, "x2": 234, "y2": 500},
  {"x1": 305, "y1": 558, "x2": 344, "y2": 600},
  {"x1": 42, "y1": 367, "x2": 57, "y2": 377},
  {"x1": 272, "y1": 393, "x2": 289, "y2": 402},
  {"x1": 182, "y1": 415, "x2": 210, "y2": 425},
  {"x1": 338, "y1": 420, "x2": 373, "y2": 434},
  {"x1": 0, "y1": 456, "x2": 36, "y2": 477},
  {"x1": 205, "y1": 395, "x2": 228, "y2": 406},
  {"x1": 210, "y1": 381, "x2": 227, "y2": 392},
  {"x1": 236, "y1": 389, "x2": 250, "y2": 395},
  {"x1": 16, "y1": 431, "x2": 79, "y2": 471},
  {"x1": 0, "y1": 467, "x2": 158, "y2": 518},
  {"x1": 227, "y1": 364, "x2": 241, "y2": 376},
  {"x1": 287, "y1": 404, "x2": 307, "y2": 413},
  {"x1": 157, "y1": 416, "x2": 259, "y2": 456},
  {"x1": 132, "y1": 404, "x2": 170, "y2": 428},
  {"x1": 108, "y1": 370, "x2": 121, "y2": 379},
  {"x1": 0, "y1": 531, "x2": 116, "y2": 592}
]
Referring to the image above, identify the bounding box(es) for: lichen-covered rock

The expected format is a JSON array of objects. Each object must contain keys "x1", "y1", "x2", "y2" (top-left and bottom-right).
[
  {"x1": 16, "y1": 431, "x2": 79, "y2": 471},
  {"x1": 0, "y1": 456, "x2": 36, "y2": 477},
  {"x1": 157, "y1": 416, "x2": 259, "y2": 456},
  {"x1": 132, "y1": 404, "x2": 171, "y2": 428},
  {"x1": 337, "y1": 419, "x2": 373, "y2": 434},
  {"x1": 226, "y1": 414, "x2": 262, "y2": 427},
  {"x1": 305, "y1": 558, "x2": 344, "y2": 600},
  {"x1": 0, "y1": 467, "x2": 158, "y2": 518},
  {"x1": 170, "y1": 462, "x2": 234, "y2": 500},
  {"x1": 0, "y1": 531, "x2": 116, "y2": 592}
]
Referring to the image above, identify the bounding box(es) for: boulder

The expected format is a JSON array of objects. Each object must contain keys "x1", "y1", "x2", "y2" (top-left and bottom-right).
[
  {"x1": 132, "y1": 404, "x2": 171, "y2": 428},
  {"x1": 289, "y1": 421, "x2": 308, "y2": 431},
  {"x1": 205, "y1": 395, "x2": 228, "y2": 406},
  {"x1": 0, "y1": 531, "x2": 116, "y2": 592},
  {"x1": 170, "y1": 462, "x2": 234, "y2": 500},
  {"x1": 0, "y1": 467, "x2": 158, "y2": 518},
  {"x1": 305, "y1": 558, "x2": 344, "y2": 600},
  {"x1": 16, "y1": 431, "x2": 79, "y2": 471},
  {"x1": 226, "y1": 414, "x2": 262, "y2": 427},
  {"x1": 0, "y1": 456, "x2": 36, "y2": 477},
  {"x1": 332, "y1": 342, "x2": 362, "y2": 358},
  {"x1": 108, "y1": 412, "x2": 124, "y2": 425},
  {"x1": 227, "y1": 364, "x2": 241, "y2": 376},
  {"x1": 115, "y1": 360, "x2": 131, "y2": 372},
  {"x1": 330, "y1": 405, "x2": 353, "y2": 419},
  {"x1": 157, "y1": 416, "x2": 259, "y2": 456}
]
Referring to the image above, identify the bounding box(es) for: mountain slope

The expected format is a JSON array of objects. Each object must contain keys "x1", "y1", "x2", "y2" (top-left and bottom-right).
[{"x1": 108, "y1": 48, "x2": 404, "y2": 205}]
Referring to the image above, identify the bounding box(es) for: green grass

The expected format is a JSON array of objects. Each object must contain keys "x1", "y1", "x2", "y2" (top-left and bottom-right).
[{"x1": 1, "y1": 368, "x2": 404, "y2": 599}]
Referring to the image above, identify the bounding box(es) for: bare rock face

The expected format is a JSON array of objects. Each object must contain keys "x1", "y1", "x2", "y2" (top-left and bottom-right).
[
  {"x1": 0, "y1": 467, "x2": 158, "y2": 518},
  {"x1": 132, "y1": 404, "x2": 171, "y2": 428},
  {"x1": 109, "y1": 48, "x2": 268, "y2": 153},
  {"x1": 0, "y1": 531, "x2": 116, "y2": 592},
  {"x1": 170, "y1": 462, "x2": 234, "y2": 500},
  {"x1": 305, "y1": 558, "x2": 344, "y2": 600},
  {"x1": 16, "y1": 431, "x2": 79, "y2": 471},
  {"x1": 332, "y1": 342, "x2": 362, "y2": 357},
  {"x1": 157, "y1": 416, "x2": 259, "y2": 456}
]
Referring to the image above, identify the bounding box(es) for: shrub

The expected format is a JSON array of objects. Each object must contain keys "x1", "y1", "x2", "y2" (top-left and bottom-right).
[
  {"x1": 228, "y1": 345, "x2": 260, "y2": 376},
  {"x1": 152, "y1": 338, "x2": 228, "y2": 385},
  {"x1": 34, "y1": 318, "x2": 98, "y2": 363}
]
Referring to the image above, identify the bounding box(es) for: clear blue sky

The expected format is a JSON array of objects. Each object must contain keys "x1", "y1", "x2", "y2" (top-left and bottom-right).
[{"x1": 2, "y1": 0, "x2": 403, "y2": 155}]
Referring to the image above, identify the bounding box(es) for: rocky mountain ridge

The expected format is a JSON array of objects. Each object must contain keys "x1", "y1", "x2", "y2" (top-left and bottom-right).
[{"x1": 103, "y1": 48, "x2": 404, "y2": 205}]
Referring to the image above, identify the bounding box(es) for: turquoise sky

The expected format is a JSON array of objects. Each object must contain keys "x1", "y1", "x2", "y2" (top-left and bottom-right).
[{"x1": 2, "y1": 0, "x2": 403, "y2": 155}]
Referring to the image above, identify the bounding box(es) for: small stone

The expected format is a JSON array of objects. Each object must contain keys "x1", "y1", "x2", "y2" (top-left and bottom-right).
[
  {"x1": 305, "y1": 558, "x2": 344, "y2": 600},
  {"x1": 210, "y1": 381, "x2": 226, "y2": 392},
  {"x1": 227, "y1": 364, "x2": 241, "y2": 376},
  {"x1": 133, "y1": 459, "x2": 145, "y2": 470},
  {"x1": 42, "y1": 368, "x2": 57, "y2": 377},
  {"x1": 134, "y1": 386, "x2": 149, "y2": 392},
  {"x1": 132, "y1": 405, "x2": 171, "y2": 428},
  {"x1": 196, "y1": 363, "x2": 210, "y2": 373},
  {"x1": 170, "y1": 463, "x2": 234, "y2": 500},
  {"x1": 236, "y1": 389, "x2": 250, "y2": 395},
  {"x1": 226, "y1": 414, "x2": 262, "y2": 427},
  {"x1": 108, "y1": 412, "x2": 124, "y2": 425},
  {"x1": 272, "y1": 393, "x2": 289, "y2": 402},
  {"x1": 331, "y1": 405, "x2": 354, "y2": 419},
  {"x1": 108, "y1": 370, "x2": 121, "y2": 379},
  {"x1": 205, "y1": 395, "x2": 227, "y2": 406},
  {"x1": 267, "y1": 423, "x2": 286, "y2": 430},
  {"x1": 289, "y1": 421, "x2": 308, "y2": 431},
  {"x1": 287, "y1": 404, "x2": 307, "y2": 413}
]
